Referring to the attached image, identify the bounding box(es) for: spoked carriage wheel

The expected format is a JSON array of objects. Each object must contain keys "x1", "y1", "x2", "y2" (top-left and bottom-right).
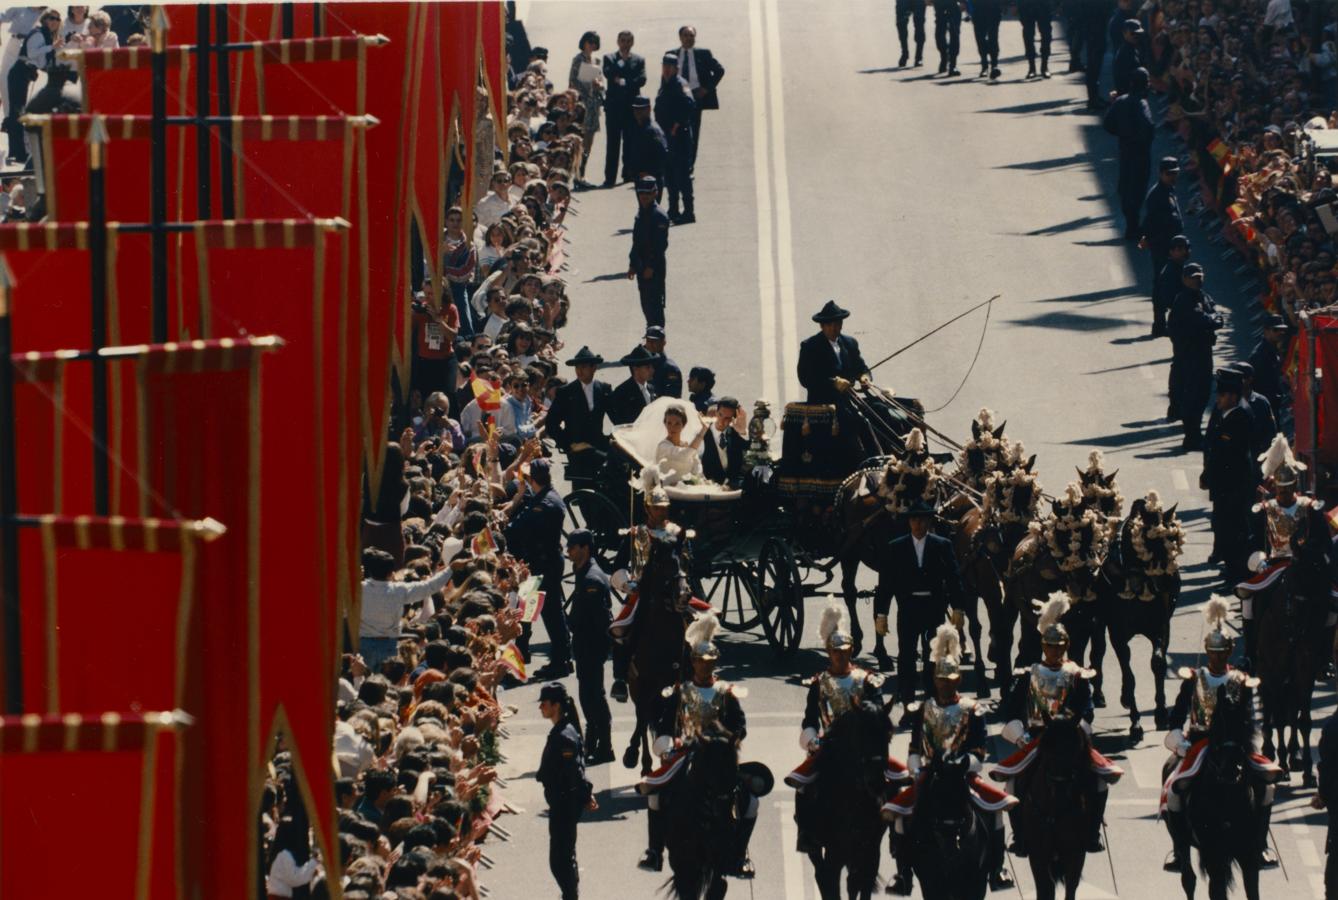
[
  {"x1": 562, "y1": 489, "x2": 627, "y2": 606},
  {"x1": 691, "y1": 563, "x2": 761, "y2": 633},
  {"x1": 756, "y1": 537, "x2": 804, "y2": 656}
]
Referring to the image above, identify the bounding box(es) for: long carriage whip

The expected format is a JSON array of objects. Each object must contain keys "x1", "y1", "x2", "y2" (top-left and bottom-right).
[
  {"x1": 1004, "y1": 847, "x2": 1024, "y2": 900},
  {"x1": 1270, "y1": 827, "x2": 1289, "y2": 882},
  {"x1": 866, "y1": 295, "x2": 1001, "y2": 374},
  {"x1": 1102, "y1": 820, "x2": 1119, "y2": 894}
]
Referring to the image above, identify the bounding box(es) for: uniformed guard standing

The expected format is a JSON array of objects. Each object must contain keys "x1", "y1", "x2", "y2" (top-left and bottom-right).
[
  {"x1": 627, "y1": 176, "x2": 671, "y2": 329},
  {"x1": 1201, "y1": 368, "x2": 1255, "y2": 587},
  {"x1": 1019, "y1": 0, "x2": 1054, "y2": 78},
  {"x1": 1168, "y1": 263, "x2": 1222, "y2": 451},
  {"x1": 884, "y1": 624, "x2": 1017, "y2": 894},
  {"x1": 537, "y1": 682, "x2": 598, "y2": 900},
  {"x1": 504, "y1": 458, "x2": 573, "y2": 679},
  {"x1": 1080, "y1": 0, "x2": 1112, "y2": 111},
  {"x1": 643, "y1": 325, "x2": 683, "y2": 398},
  {"x1": 654, "y1": 52, "x2": 697, "y2": 225},
  {"x1": 897, "y1": 0, "x2": 927, "y2": 67},
  {"x1": 1232, "y1": 362, "x2": 1278, "y2": 461},
  {"x1": 933, "y1": 0, "x2": 963, "y2": 76},
  {"x1": 566, "y1": 530, "x2": 616, "y2": 765},
  {"x1": 625, "y1": 96, "x2": 667, "y2": 193},
  {"x1": 972, "y1": 0, "x2": 1004, "y2": 80},
  {"x1": 1249, "y1": 314, "x2": 1292, "y2": 423},
  {"x1": 1139, "y1": 157, "x2": 1185, "y2": 335},
  {"x1": 1103, "y1": 67, "x2": 1154, "y2": 240},
  {"x1": 1156, "y1": 236, "x2": 1191, "y2": 356},
  {"x1": 1160, "y1": 600, "x2": 1281, "y2": 870}
]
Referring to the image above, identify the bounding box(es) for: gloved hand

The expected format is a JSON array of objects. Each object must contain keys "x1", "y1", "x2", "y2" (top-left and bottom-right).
[
  {"x1": 874, "y1": 614, "x2": 889, "y2": 636},
  {"x1": 833, "y1": 376, "x2": 852, "y2": 394}
]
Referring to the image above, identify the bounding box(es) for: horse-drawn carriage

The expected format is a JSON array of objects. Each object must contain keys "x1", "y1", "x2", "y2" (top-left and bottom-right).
[{"x1": 558, "y1": 388, "x2": 925, "y2": 657}]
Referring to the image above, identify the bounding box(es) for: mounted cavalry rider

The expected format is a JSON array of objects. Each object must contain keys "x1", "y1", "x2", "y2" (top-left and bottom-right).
[
  {"x1": 991, "y1": 594, "x2": 1123, "y2": 856},
  {"x1": 785, "y1": 603, "x2": 907, "y2": 852},
  {"x1": 1161, "y1": 598, "x2": 1284, "y2": 870},
  {"x1": 883, "y1": 623, "x2": 1017, "y2": 895},
  {"x1": 642, "y1": 611, "x2": 760, "y2": 878},
  {"x1": 1235, "y1": 434, "x2": 1330, "y2": 669}
]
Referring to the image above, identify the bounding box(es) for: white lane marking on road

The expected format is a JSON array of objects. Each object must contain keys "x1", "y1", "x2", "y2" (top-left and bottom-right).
[
  {"x1": 763, "y1": 0, "x2": 800, "y2": 403},
  {"x1": 775, "y1": 800, "x2": 807, "y2": 900},
  {"x1": 749, "y1": 0, "x2": 780, "y2": 407},
  {"x1": 1172, "y1": 468, "x2": 1189, "y2": 491}
]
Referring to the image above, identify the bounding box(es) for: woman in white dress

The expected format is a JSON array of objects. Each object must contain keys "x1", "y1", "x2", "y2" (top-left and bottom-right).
[{"x1": 654, "y1": 404, "x2": 708, "y2": 485}]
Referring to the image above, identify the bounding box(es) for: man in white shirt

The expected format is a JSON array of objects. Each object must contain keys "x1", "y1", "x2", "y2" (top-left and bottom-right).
[
  {"x1": 672, "y1": 25, "x2": 726, "y2": 171},
  {"x1": 358, "y1": 547, "x2": 451, "y2": 669},
  {"x1": 475, "y1": 170, "x2": 515, "y2": 236}
]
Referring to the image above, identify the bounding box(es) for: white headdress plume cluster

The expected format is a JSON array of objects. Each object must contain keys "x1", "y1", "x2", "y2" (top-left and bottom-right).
[
  {"x1": 1036, "y1": 591, "x2": 1070, "y2": 635},
  {"x1": 1204, "y1": 596, "x2": 1228, "y2": 633},
  {"x1": 977, "y1": 407, "x2": 995, "y2": 431},
  {"x1": 929, "y1": 622, "x2": 961, "y2": 665},
  {"x1": 685, "y1": 608, "x2": 721, "y2": 648},
  {"x1": 1258, "y1": 433, "x2": 1305, "y2": 481},
  {"x1": 905, "y1": 427, "x2": 926, "y2": 455},
  {"x1": 1086, "y1": 450, "x2": 1105, "y2": 472},
  {"x1": 818, "y1": 601, "x2": 848, "y2": 646}
]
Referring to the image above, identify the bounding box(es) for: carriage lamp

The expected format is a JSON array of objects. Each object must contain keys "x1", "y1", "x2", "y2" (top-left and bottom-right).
[{"x1": 743, "y1": 400, "x2": 775, "y2": 471}]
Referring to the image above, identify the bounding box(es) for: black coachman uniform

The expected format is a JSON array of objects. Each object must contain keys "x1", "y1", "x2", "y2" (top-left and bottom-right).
[{"x1": 875, "y1": 533, "x2": 964, "y2": 702}]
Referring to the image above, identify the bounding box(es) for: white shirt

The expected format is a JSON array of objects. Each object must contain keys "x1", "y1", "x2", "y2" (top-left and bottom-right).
[
  {"x1": 580, "y1": 379, "x2": 595, "y2": 411},
  {"x1": 912, "y1": 534, "x2": 927, "y2": 567},
  {"x1": 1264, "y1": 0, "x2": 1293, "y2": 27},
  {"x1": 333, "y1": 720, "x2": 375, "y2": 777},
  {"x1": 359, "y1": 568, "x2": 451, "y2": 639},
  {"x1": 474, "y1": 191, "x2": 512, "y2": 232},
  {"x1": 266, "y1": 850, "x2": 319, "y2": 897},
  {"x1": 639, "y1": 381, "x2": 652, "y2": 404},
  {"x1": 482, "y1": 311, "x2": 507, "y2": 339},
  {"x1": 678, "y1": 47, "x2": 699, "y2": 90},
  {"x1": 459, "y1": 399, "x2": 484, "y2": 442},
  {"x1": 829, "y1": 338, "x2": 842, "y2": 362}
]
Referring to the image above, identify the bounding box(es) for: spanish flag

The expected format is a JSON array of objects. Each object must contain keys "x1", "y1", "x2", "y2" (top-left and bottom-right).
[
  {"x1": 499, "y1": 642, "x2": 527, "y2": 681},
  {"x1": 517, "y1": 575, "x2": 546, "y2": 624},
  {"x1": 471, "y1": 527, "x2": 496, "y2": 557},
  {"x1": 471, "y1": 373, "x2": 504, "y2": 412},
  {"x1": 1207, "y1": 138, "x2": 1230, "y2": 165}
]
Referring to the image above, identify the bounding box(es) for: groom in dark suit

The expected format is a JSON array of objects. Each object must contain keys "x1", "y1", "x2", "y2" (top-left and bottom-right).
[
  {"x1": 700, "y1": 397, "x2": 745, "y2": 486},
  {"x1": 875, "y1": 500, "x2": 965, "y2": 705},
  {"x1": 671, "y1": 25, "x2": 726, "y2": 170}
]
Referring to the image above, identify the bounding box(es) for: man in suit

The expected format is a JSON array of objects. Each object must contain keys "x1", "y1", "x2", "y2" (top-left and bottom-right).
[
  {"x1": 672, "y1": 25, "x2": 725, "y2": 172},
  {"x1": 601, "y1": 30, "x2": 647, "y2": 188},
  {"x1": 504, "y1": 459, "x2": 572, "y2": 679},
  {"x1": 608, "y1": 345, "x2": 659, "y2": 426},
  {"x1": 1201, "y1": 368, "x2": 1256, "y2": 589},
  {"x1": 701, "y1": 397, "x2": 746, "y2": 486},
  {"x1": 797, "y1": 300, "x2": 870, "y2": 404},
  {"x1": 545, "y1": 346, "x2": 612, "y2": 484},
  {"x1": 628, "y1": 176, "x2": 671, "y2": 328},
  {"x1": 876, "y1": 500, "x2": 965, "y2": 704},
  {"x1": 643, "y1": 326, "x2": 682, "y2": 398}
]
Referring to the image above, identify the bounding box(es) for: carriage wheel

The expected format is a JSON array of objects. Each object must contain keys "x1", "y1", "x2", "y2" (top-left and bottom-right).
[
  {"x1": 757, "y1": 537, "x2": 805, "y2": 656},
  {"x1": 562, "y1": 489, "x2": 627, "y2": 603},
  {"x1": 691, "y1": 563, "x2": 762, "y2": 633}
]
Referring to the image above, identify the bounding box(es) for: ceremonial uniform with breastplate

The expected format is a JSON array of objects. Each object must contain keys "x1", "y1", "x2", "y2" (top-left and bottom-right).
[
  {"x1": 1160, "y1": 600, "x2": 1283, "y2": 870},
  {"x1": 784, "y1": 665, "x2": 904, "y2": 788}
]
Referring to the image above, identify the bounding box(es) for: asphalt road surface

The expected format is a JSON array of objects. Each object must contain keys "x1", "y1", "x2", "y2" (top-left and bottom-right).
[{"x1": 487, "y1": 3, "x2": 1333, "y2": 898}]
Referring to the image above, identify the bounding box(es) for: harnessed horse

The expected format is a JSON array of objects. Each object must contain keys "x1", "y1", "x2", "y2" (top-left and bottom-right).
[
  {"x1": 661, "y1": 725, "x2": 740, "y2": 900},
  {"x1": 908, "y1": 753, "x2": 992, "y2": 900},
  {"x1": 1017, "y1": 712, "x2": 1100, "y2": 900}
]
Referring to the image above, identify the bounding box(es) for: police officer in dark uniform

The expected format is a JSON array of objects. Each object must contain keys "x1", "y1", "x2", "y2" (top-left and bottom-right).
[
  {"x1": 1019, "y1": 0, "x2": 1054, "y2": 78},
  {"x1": 1154, "y1": 235, "x2": 1191, "y2": 346},
  {"x1": 687, "y1": 366, "x2": 718, "y2": 412},
  {"x1": 1104, "y1": 67, "x2": 1154, "y2": 240},
  {"x1": 627, "y1": 176, "x2": 671, "y2": 329},
  {"x1": 566, "y1": 530, "x2": 616, "y2": 765},
  {"x1": 537, "y1": 682, "x2": 597, "y2": 900},
  {"x1": 625, "y1": 96, "x2": 667, "y2": 193},
  {"x1": 1080, "y1": 0, "x2": 1113, "y2": 110},
  {"x1": 655, "y1": 52, "x2": 697, "y2": 225},
  {"x1": 1316, "y1": 709, "x2": 1338, "y2": 896},
  {"x1": 545, "y1": 346, "x2": 612, "y2": 484},
  {"x1": 972, "y1": 0, "x2": 1004, "y2": 80},
  {"x1": 642, "y1": 326, "x2": 683, "y2": 398},
  {"x1": 875, "y1": 499, "x2": 965, "y2": 696},
  {"x1": 1249, "y1": 314, "x2": 1291, "y2": 418},
  {"x1": 897, "y1": 0, "x2": 927, "y2": 67},
  {"x1": 1168, "y1": 262, "x2": 1221, "y2": 451},
  {"x1": 504, "y1": 459, "x2": 572, "y2": 678},
  {"x1": 1201, "y1": 368, "x2": 1255, "y2": 586},
  {"x1": 1139, "y1": 157, "x2": 1184, "y2": 334},
  {"x1": 1111, "y1": 18, "x2": 1145, "y2": 95},
  {"x1": 933, "y1": 0, "x2": 963, "y2": 76},
  {"x1": 1230, "y1": 362, "x2": 1278, "y2": 462}
]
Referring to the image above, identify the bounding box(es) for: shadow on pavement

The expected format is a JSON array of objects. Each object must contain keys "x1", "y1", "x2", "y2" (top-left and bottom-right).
[
  {"x1": 1036, "y1": 285, "x2": 1140, "y2": 305},
  {"x1": 1007, "y1": 309, "x2": 1130, "y2": 331}
]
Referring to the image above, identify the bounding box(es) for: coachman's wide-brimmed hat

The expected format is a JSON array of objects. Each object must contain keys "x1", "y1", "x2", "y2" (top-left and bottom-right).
[{"x1": 811, "y1": 300, "x2": 850, "y2": 323}]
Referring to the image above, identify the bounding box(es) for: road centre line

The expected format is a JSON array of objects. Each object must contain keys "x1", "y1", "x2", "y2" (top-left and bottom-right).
[
  {"x1": 749, "y1": 0, "x2": 780, "y2": 407},
  {"x1": 775, "y1": 801, "x2": 807, "y2": 900},
  {"x1": 763, "y1": 0, "x2": 800, "y2": 403}
]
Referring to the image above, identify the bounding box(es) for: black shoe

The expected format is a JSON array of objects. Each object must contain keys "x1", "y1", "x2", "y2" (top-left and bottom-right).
[
  {"x1": 588, "y1": 744, "x2": 616, "y2": 765},
  {"x1": 532, "y1": 661, "x2": 572, "y2": 680},
  {"x1": 980, "y1": 65, "x2": 989, "y2": 78},
  {"x1": 887, "y1": 873, "x2": 913, "y2": 895},
  {"x1": 990, "y1": 867, "x2": 1014, "y2": 891},
  {"x1": 990, "y1": 67, "x2": 1001, "y2": 79},
  {"x1": 1041, "y1": 65, "x2": 1051, "y2": 78},
  {"x1": 898, "y1": 706, "x2": 917, "y2": 728},
  {"x1": 611, "y1": 679, "x2": 628, "y2": 703},
  {"x1": 1260, "y1": 848, "x2": 1279, "y2": 868},
  {"x1": 938, "y1": 58, "x2": 948, "y2": 73},
  {"x1": 899, "y1": 50, "x2": 909, "y2": 67},
  {"x1": 1163, "y1": 850, "x2": 1181, "y2": 871},
  {"x1": 600, "y1": 178, "x2": 616, "y2": 189},
  {"x1": 1087, "y1": 834, "x2": 1105, "y2": 853},
  {"x1": 1008, "y1": 838, "x2": 1028, "y2": 858},
  {"x1": 637, "y1": 850, "x2": 663, "y2": 872},
  {"x1": 728, "y1": 857, "x2": 755, "y2": 879},
  {"x1": 678, "y1": 211, "x2": 695, "y2": 224},
  {"x1": 948, "y1": 68, "x2": 961, "y2": 76},
  {"x1": 1026, "y1": 65, "x2": 1037, "y2": 79},
  {"x1": 873, "y1": 650, "x2": 894, "y2": 672},
  {"x1": 914, "y1": 53, "x2": 924, "y2": 66},
  {"x1": 668, "y1": 207, "x2": 681, "y2": 221}
]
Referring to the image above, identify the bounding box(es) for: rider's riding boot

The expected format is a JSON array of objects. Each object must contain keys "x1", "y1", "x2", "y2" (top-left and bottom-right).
[
  {"x1": 729, "y1": 813, "x2": 757, "y2": 878},
  {"x1": 1087, "y1": 789, "x2": 1108, "y2": 852},
  {"x1": 638, "y1": 808, "x2": 664, "y2": 871},
  {"x1": 886, "y1": 831, "x2": 914, "y2": 895},
  {"x1": 1007, "y1": 808, "x2": 1028, "y2": 857},
  {"x1": 873, "y1": 638, "x2": 893, "y2": 672},
  {"x1": 610, "y1": 679, "x2": 629, "y2": 703},
  {"x1": 1258, "y1": 802, "x2": 1279, "y2": 868},
  {"x1": 589, "y1": 727, "x2": 616, "y2": 765},
  {"x1": 795, "y1": 789, "x2": 820, "y2": 854},
  {"x1": 1163, "y1": 809, "x2": 1187, "y2": 870},
  {"x1": 1242, "y1": 619, "x2": 1258, "y2": 673},
  {"x1": 989, "y1": 826, "x2": 1014, "y2": 891}
]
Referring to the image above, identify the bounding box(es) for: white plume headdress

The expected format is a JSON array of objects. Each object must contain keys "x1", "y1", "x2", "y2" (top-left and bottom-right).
[
  {"x1": 818, "y1": 602, "x2": 848, "y2": 647},
  {"x1": 1258, "y1": 433, "x2": 1306, "y2": 482},
  {"x1": 930, "y1": 622, "x2": 962, "y2": 680},
  {"x1": 685, "y1": 609, "x2": 721, "y2": 660},
  {"x1": 1035, "y1": 591, "x2": 1071, "y2": 645}
]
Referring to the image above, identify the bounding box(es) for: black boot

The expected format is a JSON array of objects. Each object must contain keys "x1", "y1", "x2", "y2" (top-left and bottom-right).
[
  {"x1": 914, "y1": 45, "x2": 924, "y2": 66},
  {"x1": 938, "y1": 56, "x2": 948, "y2": 73},
  {"x1": 887, "y1": 831, "x2": 913, "y2": 894},
  {"x1": 1026, "y1": 61, "x2": 1037, "y2": 78},
  {"x1": 989, "y1": 826, "x2": 1014, "y2": 891},
  {"x1": 1007, "y1": 808, "x2": 1028, "y2": 857},
  {"x1": 795, "y1": 789, "x2": 819, "y2": 854},
  {"x1": 588, "y1": 728, "x2": 616, "y2": 765},
  {"x1": 899, "y1": 48, "x2": 909, "y2": 66},
  {"x1": 1164, "y1": 809, "x2": 1188, "y2": 871},
  {"x1": 729, "y1": 814, "x2": 757, "y2": 878},
  {"x1": 1087, "y1": 789, "x2": 1108, "y2": 852},
  {"x1": 1041, "y1": 57, "x2": 1051, "y2": 77},
  {"x1": 1258, "y1": 803, "x2": 1279, "y2": 867},
  {"x1": 638, "y1": 808, "x2": 664, "y2": 870}
]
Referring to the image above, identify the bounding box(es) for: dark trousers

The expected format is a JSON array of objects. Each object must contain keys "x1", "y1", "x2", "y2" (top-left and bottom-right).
[
  {"x1": 897, "y1": 0, "x2": 927, "y2": 57},
  {"x1": 574, "y1": 643, "x2": 611, "y2": 738},
  {"x1": 1019, "y1": 4, "x2": 1053, "y2": 67},
  {"x1": 896, "y1": 612, "x2": 936, "y2": 702},
  {"x1": 666, "y1": 138, "x2": 694, "y2": 217},
  {"x1": 1149, "y1": 251, "x2": 1169, "y2": 332},
  {"x1": 548, "y1": 803, "x2": 582, "y2": 900},
  {"x1": 1211, "y1": 492, "x2": 1252, "y2": 584},
  {"x1": 1175, "y1": 348, "x2": 1211, "y2": 444},
  {"x1": 934, "y1": 2, "x2": 962, "y2": 68},
  {"x1": 1117, "y1": 143, "x2": 1151, "y2": 235},
  {"x1": 974, "y1": 9, "x2": 1002, "y2": 68},
  {"x1": 637, "y1": 275, "x2": 666, "y2": 328},
  {"x1": 604, "y1": 104, "x2": 633, "y2": 183},
  {"x1": 612, "y1": 641, "x2": 629, "y2": 682},
  {"x1": 1084, "y1": 33, "x2": 1107, "y2": 102},
  {"x1": 1065, "y1": 4, "x2": 1086, "y2": 68},
  {"x1": 3, "y1": 63, "x2": 31, "y2": 163},
  {"x1": 540, "y1": 567, "x2": 572, "y2": 666},
  {"x1": 688, "y1": 105, "x2": 702, "y2": 171}
]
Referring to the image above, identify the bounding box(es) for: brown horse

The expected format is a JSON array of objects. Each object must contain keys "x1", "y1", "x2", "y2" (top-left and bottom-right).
[
  {"x1": 624, "y1": 527, "x2": 693, "y2": 774},
  {"x1": 1096, "y1": 495, "x2": 1183, "y2": 740}
]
